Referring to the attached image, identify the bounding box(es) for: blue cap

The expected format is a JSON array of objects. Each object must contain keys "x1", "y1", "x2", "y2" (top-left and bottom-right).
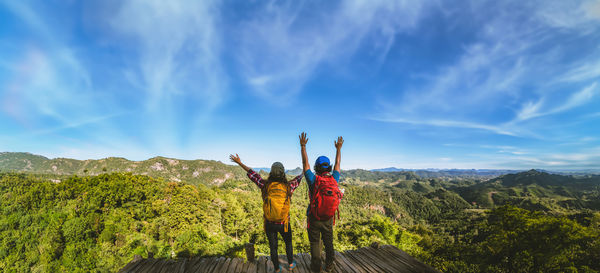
[{"x1": 315, "y1": 156, "x2": 330, "y2": 168}]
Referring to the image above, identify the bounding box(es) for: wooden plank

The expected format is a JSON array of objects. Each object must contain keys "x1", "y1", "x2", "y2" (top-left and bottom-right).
[
  {"x1": 127, "y1": 259, "x2": 148, "y2": 273},
  {"x1": 220, "y1": 257, "x2": 232, "y2": 273},
  {"x1": 140, "y1": 258, "x2": 163, "y2": 273},
  {"x1": 156, "y1": 260, "x2": 172, "y2": 273},
  {"x1": 193, "y1": 258, "x2": 213, "y2": 273},
  {"x1": 226, "y1": 258, "x2": 240, "y2": 273},
  {"x1": 151, "y1": 259, "x2": 168, "y2": 273},
  {"x1": 168, "y1": 260, "x2": 182, "y2": 273},
  {"x1": 167, "y1": 260, "x2": 181, "y2": 273},
  {"x1": 118, "y1": 259, "x2": 141, "y2": 273},
  {"x1": 298, "y1": 254, "x2": 310, "y2": 273},
  {"x1": 339, "y1": 252, "x2": 365, "y2": 273},
  {"x1": 266, "y1": 255, "x2": 274, "y2": 273},
  {"x1": 334, "y1": 252, "x2": 360, "y2": 273},
  {"x1": 188, "y1": 257, "x2": 205, "y2": 273},
  {"x1": 345, "y1": 250, "x2": 379, "y2": 273},
  {"x1": 246, "y1": 260, "x2": 257, "y2": 273},
  {"x1": 257, "y1": 256, "x2": 267, "y2": 273},
  {"x1": 233, "y1": 258, "x2": 245, "y2": 273},
  {"x1": 116, "y1": 244, "x2": 442, "y2": 273},
  {"x1": 218, "y1": 258, "x2": 233, "y2": 273},
  {"x1": 183, "y1": 257, "x2": 197, "y2": 272},
  {"x1": 382, "y1": 246, "x2": 441, "y2": 273},
  {"x1": 123, "y1": 260, "x2": 143, "y2": 273},
  {"x1": 291, "y1": 254, "x2": 306, "y2": 273},
  {"x1": 378, "y1": 246, "x2": 418, "y2": 272},
  {"x1": 354, "y1": 248, "x2": 388, "y2": 273},
  {"x1": 300, "y1": 252, "x2": 314, "y2": 272},
  {"x1": 177, "y1": 258, "x2": 187, "y2": 273},
  {"x1": 206, "y1": 257, "x2": 226, "y2": 273},
  {"x1": 278, "y1": 254, "x2": 288, "y2": 270},
  {"x1": 359, "y1": 247, "x2": 398, "y2": 272},
  {"x1": 358, "y1": 248, "x2": 400, "y2": 273},
  {"x1": 237, "y1": 261, "x2": 247, "y2": 273},
  {"x1": 366, "y1": 247, "x2": 413, "y2": 272}
]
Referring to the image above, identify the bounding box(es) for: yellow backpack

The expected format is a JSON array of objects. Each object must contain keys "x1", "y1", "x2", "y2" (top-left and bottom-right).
[{"x1": 262, "y1": 181, "x2": 291, "y2": 231}]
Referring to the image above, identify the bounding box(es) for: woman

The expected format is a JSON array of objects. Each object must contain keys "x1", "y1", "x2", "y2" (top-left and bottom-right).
[{"x1": 230, "y1": 154, "x2": 302, "y2": 272}]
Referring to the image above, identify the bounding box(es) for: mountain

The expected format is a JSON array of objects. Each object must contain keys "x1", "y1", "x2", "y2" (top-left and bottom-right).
[
  {"x1": 371, "y1": 167, "x2": 407, "y2": 172},
  {"x1": 286, "y1": 167, "x2": 303, "y2": 176},
  {"x1": 2, "y1": 152, "x2": 599, "y2": 190},
  {"x1": 0, "y1": 152, "x2": 248, "y2": 185},
  {"x1": 454, "y1": 169, "x2": 600, "y2": 210},
  {"x1": 372, "y1": 167, "x2": 522, "y2": 179}
]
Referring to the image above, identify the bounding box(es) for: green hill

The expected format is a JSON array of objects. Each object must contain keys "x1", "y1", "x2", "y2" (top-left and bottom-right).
[
  {"x1": 0, "y1": 156, "x2": 599, "y2": 272},
  {"x1": 0, "y1": 152, "x2": 247, "y2": 186},
  {"x1": 454, "y1": 169, "x2": 600, "y2": 211}
]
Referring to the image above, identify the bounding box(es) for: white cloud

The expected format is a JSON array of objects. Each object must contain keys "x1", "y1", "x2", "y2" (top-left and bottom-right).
[
  {"x1": 560, "y1": 59, "x2": 600, "y2": 83},
  {"x1": 586, "y1": 0, "x2": 600, "y2": 19},
  {"x1": 0, "y1": 3, "x2": 97, "y2": 128},
  {"x1": 513, "y1": 82, "x2": 598, "y2": 122},
  {"x1": 109, "y1": 0, "x2": 227, "y2": 111},
  {"x1": 371, "y1": 117, "x2": 518, "y2": 136},
  {"x1": 376, "y1": 0, "x2": 600, "y2": 139},
  {"x1": 235, "y1": 0, "x2": 432, "y2": 103}
]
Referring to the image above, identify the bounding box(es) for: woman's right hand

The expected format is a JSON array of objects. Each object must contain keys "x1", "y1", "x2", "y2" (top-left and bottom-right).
[{"x1": 230, "y1": 154, "x2": 242, "y2": 164}]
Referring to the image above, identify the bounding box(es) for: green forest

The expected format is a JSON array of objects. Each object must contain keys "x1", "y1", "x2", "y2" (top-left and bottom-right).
[{"x1": 0, "y1": 161, "x2": 599, "y2": 272}]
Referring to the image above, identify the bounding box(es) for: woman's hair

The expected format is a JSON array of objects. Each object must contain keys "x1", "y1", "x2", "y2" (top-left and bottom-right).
[
  {"x1": 267, "y1": 162, "x2": 288, "y2": 184},
  {"x1": 267, "y1": 172, "x2": 288, "y2": 184}
]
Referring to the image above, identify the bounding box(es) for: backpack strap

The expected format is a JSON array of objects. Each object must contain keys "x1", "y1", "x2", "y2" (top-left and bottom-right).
[{"x1": 261, "y1": 180, "x2": 271, "y2": 201}]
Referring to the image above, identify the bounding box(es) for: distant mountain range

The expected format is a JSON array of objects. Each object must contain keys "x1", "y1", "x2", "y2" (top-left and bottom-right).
[
  {"x1": 0, "y1": 152, "x2": 248, "y2": 185},
  {"x1": 370, "y1": 167, "x2": 600, "y2": 177},
  {"x1": 2, "y1": 152, "x2": 598, "y2": 186},
  {"x1": 454, "y1": 169, "x2": 600, "y2": 210}
]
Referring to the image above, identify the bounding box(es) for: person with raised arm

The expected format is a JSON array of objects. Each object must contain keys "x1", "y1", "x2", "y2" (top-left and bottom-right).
[
  {"x1": 229, "y1": 154, "x2": 303, "y2": 273},
  {"x1": 299, "y1": 132, "x2": 344, "y2": 273}
]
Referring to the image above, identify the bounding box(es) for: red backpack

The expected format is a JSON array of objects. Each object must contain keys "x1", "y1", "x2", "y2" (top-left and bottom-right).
[{"x1": 310, "y1": 174, "x2": 342, "y2": 223}]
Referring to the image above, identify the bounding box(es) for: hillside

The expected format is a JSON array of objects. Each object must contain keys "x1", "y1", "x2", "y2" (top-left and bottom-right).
[
  {"x1": 0, "y1": 152, "x2": 247, "y2": 186},
  {"x1": 454, "y1": 169, "x2": 600, "y2": 211},
  {"x1": 0, "y1": 169, "x2": 598, "y2": 272},
  {"x1": 1, "y1": 154, "x2": 599, "y2": 272}
]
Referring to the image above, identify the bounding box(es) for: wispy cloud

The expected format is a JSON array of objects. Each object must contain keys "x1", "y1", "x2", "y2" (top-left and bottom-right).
[
  {"x1": 560, "y1": 58, "x2": 600, "y2": 83},
  {"x1": 375, "y1": 0, "x2": 600, "y2": 139},
  {"x1": 1, "y1": 1, "x2": 227, "y2": 157},
  {"x1": 0, "y1": 1, "x2": 96, "y2": 128},
  {"x1": 235, "y1": 0, "x2": 432, "y2": 103},
  {"x1": 109, "y1": 0, "x2": 227, "y2": 111},
  {"x1": 30, "y1": 112, "x2": 125, "y2": 136},
  {"x1": 514, "y1": 82, "x2": 598, "y2": 121},
  {"x1": 372, "y1": 116, "x2": 518, "y2": 136}
]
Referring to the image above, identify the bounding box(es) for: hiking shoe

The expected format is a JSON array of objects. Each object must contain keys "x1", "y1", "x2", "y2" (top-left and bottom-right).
[
  {"x1": 289, "y1": 261, "x2": 297, "y2": 271},
  {"x1": 275, "y1": 265, "x2": 283, "y2": 273}
]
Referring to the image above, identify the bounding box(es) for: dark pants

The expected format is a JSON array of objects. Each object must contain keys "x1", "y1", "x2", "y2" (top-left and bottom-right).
[
  {"x1": 308, "y1": 215, "x2": 334, "y2": 272},
  {"x1": 265, "y1": 221, "x2": 293, "y2": 270}
]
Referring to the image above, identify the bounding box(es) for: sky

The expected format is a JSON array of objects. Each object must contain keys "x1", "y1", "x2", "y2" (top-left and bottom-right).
[{"x1": 1, "y1": 0, "x2": 600, "y2": 171}]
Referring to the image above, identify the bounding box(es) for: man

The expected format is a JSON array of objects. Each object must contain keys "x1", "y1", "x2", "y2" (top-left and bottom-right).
[{"x1": 299, "y1": 132, "x2": 344, "y2": 273}]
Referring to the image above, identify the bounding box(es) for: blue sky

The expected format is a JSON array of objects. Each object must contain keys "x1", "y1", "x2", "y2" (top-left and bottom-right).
[{"x1": 1, "y1": 0, "x2": 600, "y2": 170}]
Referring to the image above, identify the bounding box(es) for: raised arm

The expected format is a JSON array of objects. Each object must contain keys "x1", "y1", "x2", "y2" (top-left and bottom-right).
[
  {"x1": 333, "y1": 136, "x2": 343, "y2": 172},
  {"x1": 230, "y1": 154, "x2": 250, "y2": 172},
  {"x1": 300, "y1": 132, "x2": 310, "y2": 172},
  {"x1": 230, "y1": 154, "x2": 267, "y2": 188}
]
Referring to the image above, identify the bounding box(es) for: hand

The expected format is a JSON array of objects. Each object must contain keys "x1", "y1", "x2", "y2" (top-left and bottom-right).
[
  {"x1": 335, "y1": 136, "x2": 344, "y2": 150},
  {"x1": 229, "y1": 154, "x2": 242, "y2": 164},
  {"x1": 299, "y1": 132, "x2": 308, "y2": 146}
]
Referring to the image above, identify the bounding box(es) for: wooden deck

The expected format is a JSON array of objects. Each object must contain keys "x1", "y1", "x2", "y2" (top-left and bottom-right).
[{"x1": 118, "y1": 245, "x2": 441, "y2": 273}]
